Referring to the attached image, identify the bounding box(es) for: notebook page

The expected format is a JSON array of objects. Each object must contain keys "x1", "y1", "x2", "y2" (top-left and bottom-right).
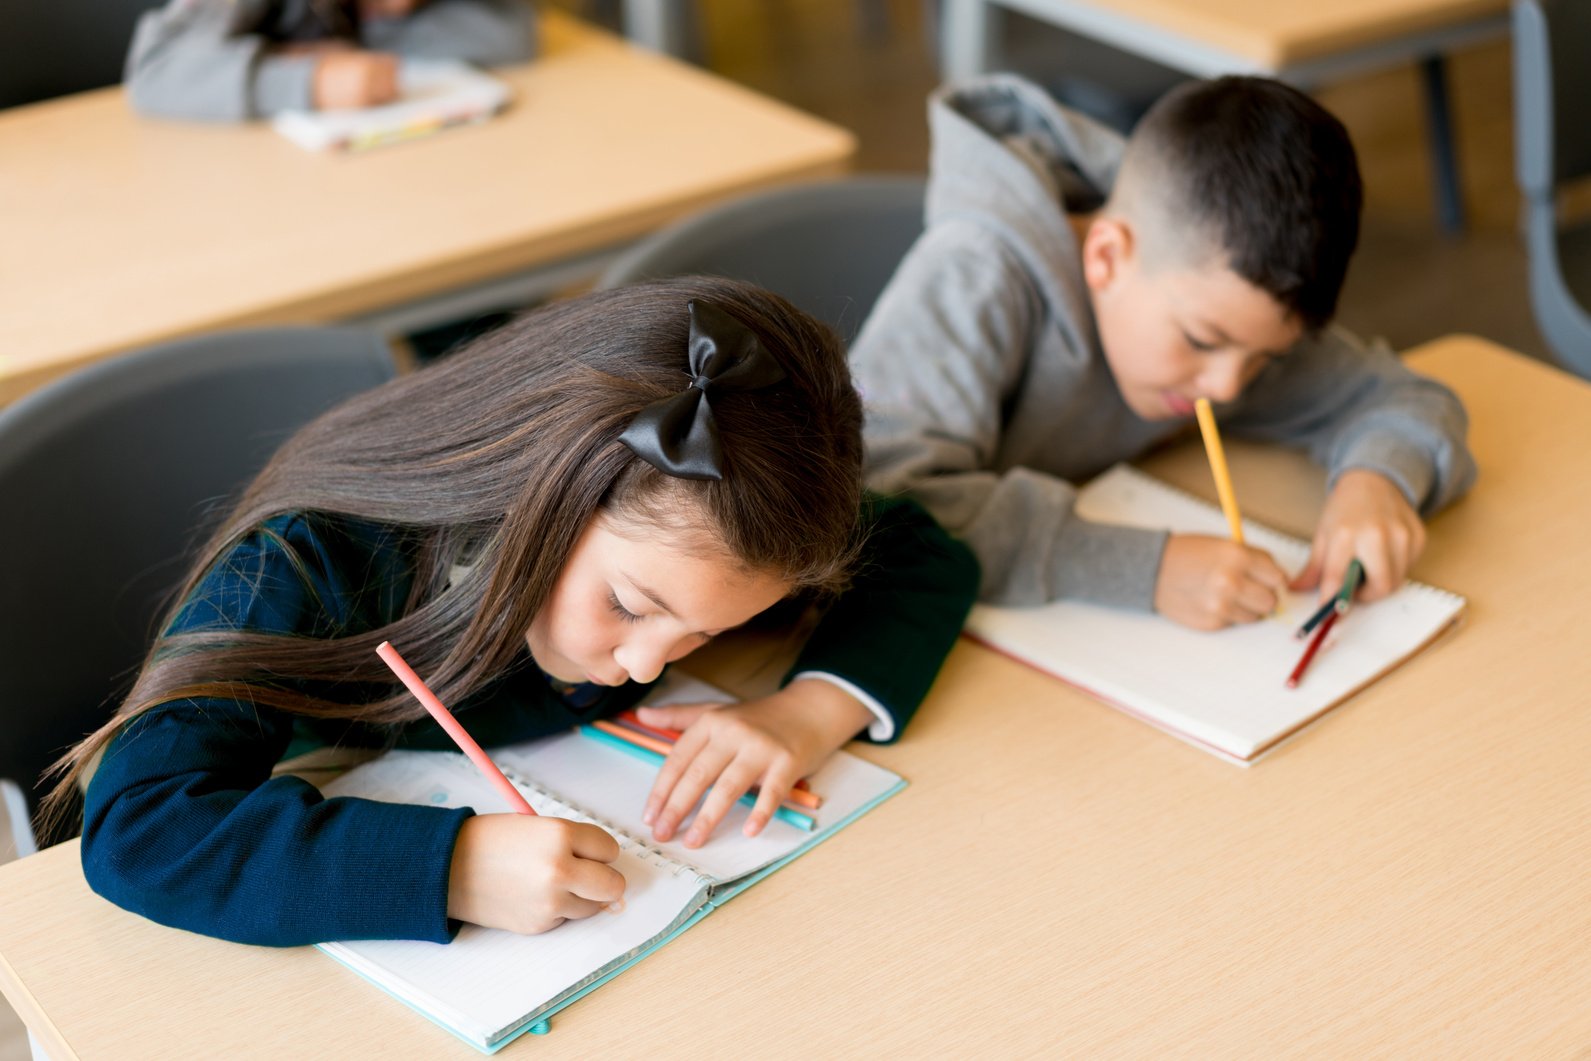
[
  {"x1": 494, "y1": 674, "x2": 905, "y2": 886},
  {"x1": 318, "y1": 752, "x2": 709, "y2": 1048},
  {"x1": 966, "y1": 465, "x2": 1466, "y2": 760}
]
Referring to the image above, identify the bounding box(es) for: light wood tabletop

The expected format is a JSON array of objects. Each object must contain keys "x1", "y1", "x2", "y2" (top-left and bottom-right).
[
  {"x1": 1032, "y1": 0, "x2": 1506, "y2": 69},
  {"x1": 948, "y1": 0, "x2": 1510, "y2": 73},
  {"x1": 0, "y1": 10, "x2": 854, "y2": 406},
  {"x1": 1, "y1": 336, "x2": 1586, "y2": 1057}
]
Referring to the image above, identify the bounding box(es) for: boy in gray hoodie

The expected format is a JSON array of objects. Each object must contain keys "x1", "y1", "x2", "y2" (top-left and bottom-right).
[
  {"x1": 852, "y1": 74, "x2": 1475, "y2": 631},
  {"x1": 126, "y1": 0, "x2": 536, "y2": 121}
]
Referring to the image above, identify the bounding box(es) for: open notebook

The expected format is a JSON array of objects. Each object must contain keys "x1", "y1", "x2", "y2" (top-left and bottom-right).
[
  {"x1": 272, "y1": 59, "x2": 510, "y2": 152},
  {"x1": 317, "y1": 674, "x2": 905, "y2": 1052},
  {"x1": 966, "y1": 464, "x2": 1466, "y2": 764}
]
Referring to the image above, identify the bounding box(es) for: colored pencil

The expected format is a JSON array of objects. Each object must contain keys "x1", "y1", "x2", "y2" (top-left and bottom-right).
[
  {"x1": 613, "y1": 710, "x2": 822, "y2": 808},
  {"x1": 593, "y1": 719, "x2": 823, "y2": 812},
  {"x1": 376, "y1": 641, "x2": 537, "y2": 816},
  {"x1": 577, "y1": 725, "x2": 817, "y2": 832},
  {"x1": 1285, "y1": 608, "x2": 1338, "y2": 689},
  {"x1": 1294, "y1": 596, "x2": 1338, "y2": 640},
  {"x1": 1193, "y1": 397, "x2": 1245, "y2": 544},
  {"x1": 1334, "y1": 558, "x2": 1365, "y2": 614}
]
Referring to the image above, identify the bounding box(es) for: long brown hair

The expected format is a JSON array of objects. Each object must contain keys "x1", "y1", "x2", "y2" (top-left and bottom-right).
[{"x1": 42, "y1": 277, "x2": 863, "y2": 830}]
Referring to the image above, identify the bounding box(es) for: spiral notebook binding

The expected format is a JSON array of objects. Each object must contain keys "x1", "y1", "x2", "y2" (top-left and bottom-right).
[{"x1": 498, "y1": 765, "x2": 705, "y2": 881}]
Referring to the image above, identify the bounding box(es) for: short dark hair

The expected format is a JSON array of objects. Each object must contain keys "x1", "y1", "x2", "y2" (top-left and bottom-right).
[{"x1": 1131, "y1": 76, "x2": 1362, "y2": 331}]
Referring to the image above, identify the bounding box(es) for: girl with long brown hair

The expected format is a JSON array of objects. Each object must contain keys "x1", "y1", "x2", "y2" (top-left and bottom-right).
[{"x1": 46, "y1": 278, "x2": 977, "y2": 945}]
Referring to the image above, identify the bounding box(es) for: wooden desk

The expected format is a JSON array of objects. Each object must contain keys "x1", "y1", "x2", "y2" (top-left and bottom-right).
[
  {"x1": 2, "y1": 336, "x2": 1587, "y2": 1057},
  {"x1": 941, "y1": 0, "x2": 1510, "y2": 232},
  {"x1": 0, "y1": 11, "x2": 854, "y2": 406}
]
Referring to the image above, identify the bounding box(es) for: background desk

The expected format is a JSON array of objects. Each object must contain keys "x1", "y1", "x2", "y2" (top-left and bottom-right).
[
  {"x1": 1, "y1": 337, "x2": 1586, "y2": 1057},
  {"x1": 941, "y1": 0, "x2": 1509, "y2": 232},
  {"x1": 0, "y1": 11, "x2": 854, "y2": 406}
]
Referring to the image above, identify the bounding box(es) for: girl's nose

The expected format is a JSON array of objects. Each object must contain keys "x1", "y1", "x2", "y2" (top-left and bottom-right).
[{"x1": 613, "y1": 638, "x2": 669, "y2": 685}]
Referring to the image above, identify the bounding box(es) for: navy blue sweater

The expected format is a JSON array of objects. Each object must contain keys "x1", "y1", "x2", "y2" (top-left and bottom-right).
[{"x1": 81, "y1": 498, "x2": 976, "y2": 946}]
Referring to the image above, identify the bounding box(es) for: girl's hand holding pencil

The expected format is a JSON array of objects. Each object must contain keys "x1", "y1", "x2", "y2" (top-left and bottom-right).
[{"x1": 377, "y1": 642, "x2": 627, "y2": 936}]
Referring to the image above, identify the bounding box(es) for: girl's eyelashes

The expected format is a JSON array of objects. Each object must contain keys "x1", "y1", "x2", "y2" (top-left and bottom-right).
[
  {"x1": 1183, "y1": 329, "x2": 1219, "y2": 353},
  {"x1": 607, "y1": 592, "x2": 641, "y2": 623}
]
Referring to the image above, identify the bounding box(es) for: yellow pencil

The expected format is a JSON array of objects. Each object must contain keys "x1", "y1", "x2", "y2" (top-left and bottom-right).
[{"x1": 1193, "y1": 398, "x2": 1245, "y2": 544}]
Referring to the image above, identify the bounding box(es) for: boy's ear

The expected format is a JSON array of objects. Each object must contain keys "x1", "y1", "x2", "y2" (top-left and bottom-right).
[{"x1": 1081, "y1": 217, "x2": 1134, "y2": 293}]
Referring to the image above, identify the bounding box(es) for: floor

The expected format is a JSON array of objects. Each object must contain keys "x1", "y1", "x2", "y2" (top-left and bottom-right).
[{"x1": 0, "y1": 4, "x2": 1550, "y2": 1056}]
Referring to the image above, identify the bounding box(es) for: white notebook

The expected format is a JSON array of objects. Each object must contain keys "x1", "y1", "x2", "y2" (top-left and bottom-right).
[
  {"x1": 272, "y1": 59, "x2": 510, "y2": 152},
  {"x1": 966, "y1": 464, "x2": 1466, "y2": 764},
  {"x1": 317, "y1": 674, "x2": 905, "y2": 1052}
]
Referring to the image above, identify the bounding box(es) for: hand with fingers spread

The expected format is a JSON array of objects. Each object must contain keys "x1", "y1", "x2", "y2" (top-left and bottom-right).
[
  {"x1": 446, "y1": 814, "x2": 627, "y2": 935},
  {"x1": 1291, "y1": 469, "x2": 1426, "y2": 605},
  {"x1": 633, "y1": 679, "x2": 874, "y2": 849},
  {"x1": 1154, "y1": 533, "x2": 1291, "y2": 630}
]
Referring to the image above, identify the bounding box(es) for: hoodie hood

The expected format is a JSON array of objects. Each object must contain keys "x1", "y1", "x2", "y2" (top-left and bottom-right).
[{"x1": 925, "y1": 75, "x2": 1127, "y2": 356}]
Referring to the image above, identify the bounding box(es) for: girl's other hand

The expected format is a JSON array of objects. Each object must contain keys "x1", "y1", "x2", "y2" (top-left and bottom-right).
[
  {"x1": 635, "y1": 679, "x2": 873, "y2": 848},
  {"x1": 446, "y1": 814, "x2": 626, "y2": 935}
]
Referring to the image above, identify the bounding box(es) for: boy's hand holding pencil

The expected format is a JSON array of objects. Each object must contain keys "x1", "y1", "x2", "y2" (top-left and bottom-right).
[{"x1": 1153, "y1": 399, "x2": 1289, "y2": 630}]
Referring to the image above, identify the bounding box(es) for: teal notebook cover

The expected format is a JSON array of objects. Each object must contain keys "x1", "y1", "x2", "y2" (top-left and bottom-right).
[{"x1": 316, "y1": 674, "x2": 906, "y2": 1053}]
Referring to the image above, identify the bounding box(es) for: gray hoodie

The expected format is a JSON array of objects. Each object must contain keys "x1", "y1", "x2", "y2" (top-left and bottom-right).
[
  {"x1": 125, "y1": 0, "x2": 537, "y2": 121},
  {"x1": 851, "y1": 74, "x2": 1476, "y2": 609}
]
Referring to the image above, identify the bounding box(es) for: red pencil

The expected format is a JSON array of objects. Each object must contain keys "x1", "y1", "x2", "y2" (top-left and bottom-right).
[
  {"x1": 1285, "y1": 608, "x2": 1339, "y2": 689},
  {"x1": 376, "y1": 641, "x2": 537, "y2": 816}
]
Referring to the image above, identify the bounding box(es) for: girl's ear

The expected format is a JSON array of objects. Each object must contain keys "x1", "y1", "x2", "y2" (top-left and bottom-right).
[{"x1": 1081, "y1": 216, "x2": 1134, "y2": 294}]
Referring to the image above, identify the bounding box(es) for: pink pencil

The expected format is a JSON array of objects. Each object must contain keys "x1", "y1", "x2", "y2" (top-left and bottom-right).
[{"x1": 376, "y1": 641, "x2": 537, "y2": 816}]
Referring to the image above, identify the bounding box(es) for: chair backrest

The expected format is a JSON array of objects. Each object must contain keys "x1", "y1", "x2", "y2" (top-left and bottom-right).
[
  {"x1": 1513, "y1": 0, "x2": 1591, "y2": 376},
  {"x1": 0, "y1": 0, "x2": 158, "y2": 109},
  {"x1": 598, "y1": 175, "x2": 927, "y2": 344},
  {"x1": 0, "y1": 327, "x2": 395, "y2": 841},
  {"x1": 1515, "y1": 0, "x2": 1591, "y2": 196}
]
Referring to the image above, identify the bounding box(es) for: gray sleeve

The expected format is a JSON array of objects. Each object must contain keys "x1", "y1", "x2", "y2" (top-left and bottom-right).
[
  {"x1": 125, "y1": 0, "x2": 314, "y2": 120},
  {"x1": 852, "y1": 222, "x2": 1168, "y2": 610},
  {"x1": 1224, "y1": 325, "x2": 1478, "y2": 515},
  {"x1": 363, "y1": 0, "x2": 537, "y2": 66}
]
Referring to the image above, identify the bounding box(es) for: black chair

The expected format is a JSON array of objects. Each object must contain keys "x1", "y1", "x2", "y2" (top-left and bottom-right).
[
  {"x1": 0, "y1": 327, "x2": 396, "y2": 853},
  {"x1": 597, "y1": 175, "x2": 927, "y2": 344},
  {"x1": 1514, "y1": 0, "x2": 1591, "y2": 378},
  {"x1": 0, "y1": 0, "x2": 160, "y2": 109}
]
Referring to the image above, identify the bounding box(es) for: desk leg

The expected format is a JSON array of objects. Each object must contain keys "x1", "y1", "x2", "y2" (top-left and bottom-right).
[
  {"x1": 623, "y1": 0, "x2": 691, "y2": 58},
  {"x1": 942, "y1": 0, "x2": 1000, "y2": 79},
  {"x1": 1420, "y1": 54, "x2": 1466, "y2": 235}
]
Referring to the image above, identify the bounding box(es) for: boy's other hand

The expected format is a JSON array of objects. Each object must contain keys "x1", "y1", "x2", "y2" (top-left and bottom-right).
[
  {"x1": 1292, "y1": 469, "x2": 1425, "y2": 604},
  {"x1": 1155, "y1": 534, "x2": 1289, "y2": 630},
  {"x1": 313, "y1": 51, "x2": 400, "y2": 110},
  {"x1": 446, "y1": 814, "x2": 626, "y2": 935}
]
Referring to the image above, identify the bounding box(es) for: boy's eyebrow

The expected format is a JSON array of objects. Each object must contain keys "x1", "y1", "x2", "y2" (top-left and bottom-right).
[{"x1": 1190, "y1": 318, "x2": 1235, "y2": 345}]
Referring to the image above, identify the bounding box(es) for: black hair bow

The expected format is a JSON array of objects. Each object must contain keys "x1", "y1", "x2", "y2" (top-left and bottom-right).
[{"x1": 619, "y1": 299, "x2": 786, "y2": 480}]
